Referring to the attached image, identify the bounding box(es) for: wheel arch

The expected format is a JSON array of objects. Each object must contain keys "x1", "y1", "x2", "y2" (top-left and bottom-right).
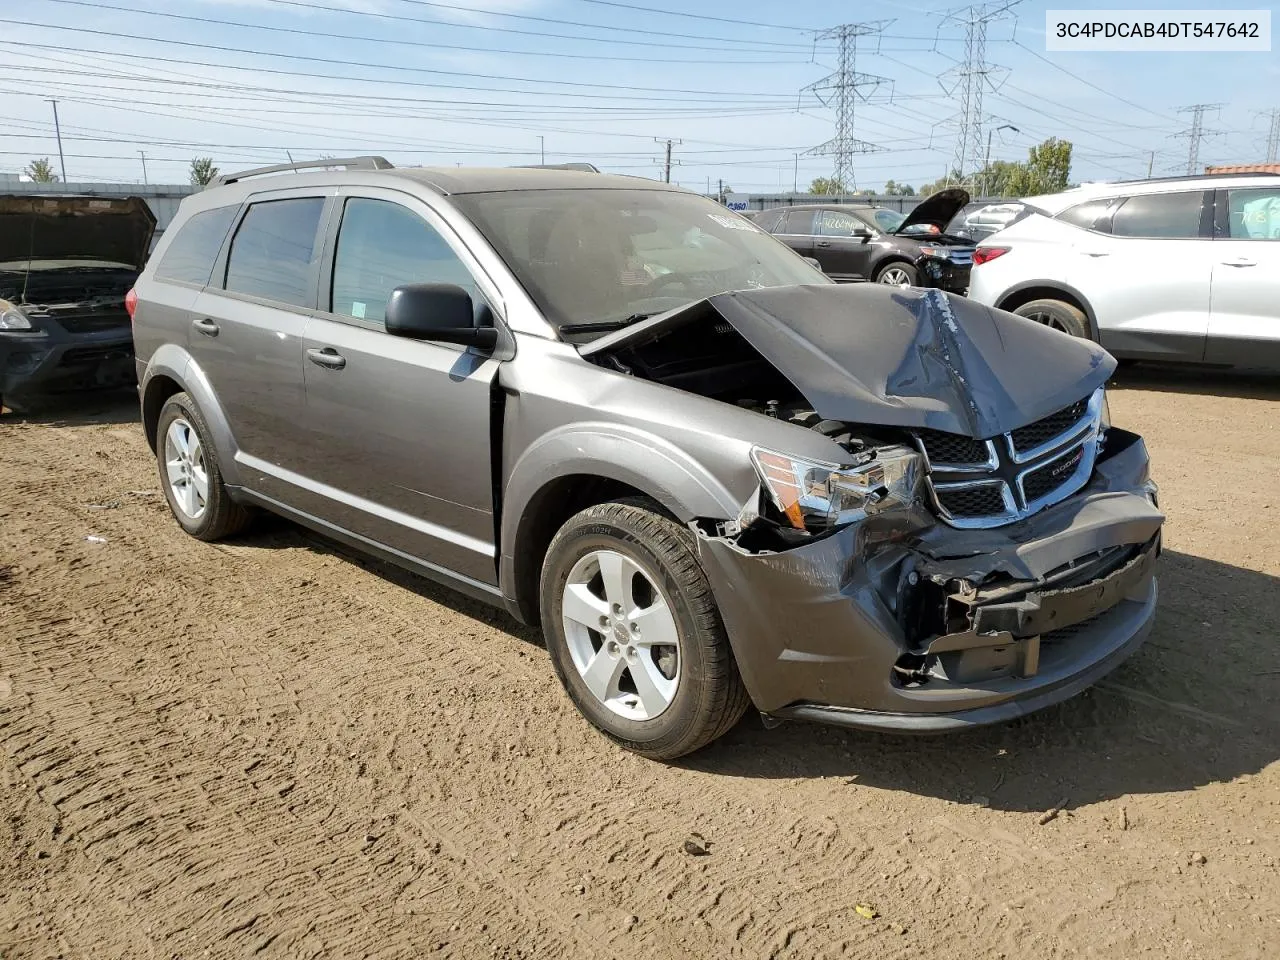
[
  {"x1": 139, "y1": 346, "x2": 242, "y2": 486},
  {"x1": 499, "y1": 427, "x2": 745, "y2": 625},
  {"x1": 994, "y1": 281, "x2": 1099, "y2": 340}
]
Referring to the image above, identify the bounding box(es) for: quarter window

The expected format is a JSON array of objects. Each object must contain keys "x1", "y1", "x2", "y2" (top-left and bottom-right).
[
  {"x1": 330, "y1": 198, "x2": 478, "y2": 323},
  {"x1": 224, "y1": 197, "x2": 325, "y2": 307},
  {"x1": 1225, "y1": 187, "x2": 1280, "y2": 239},
  {"x1": 1056, "y1": 198, "x2": 1119, "y2": 232},
  {"x1": 779, "y1": 209, "x2": 814, "y2": 234},
  {"x1": 1109, "y1": 191, "x2": 1205, "y2": 239},
  {"x1": 154, "y1": 205, "x2": 238, "y2": 286}
]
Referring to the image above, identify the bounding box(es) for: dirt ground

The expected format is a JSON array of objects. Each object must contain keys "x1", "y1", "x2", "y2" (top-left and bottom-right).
[{"x1": 1, "y1": 367, "x2": 1278, "y2": 960}]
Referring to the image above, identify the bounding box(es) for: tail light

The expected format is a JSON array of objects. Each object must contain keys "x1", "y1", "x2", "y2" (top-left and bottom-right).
[
  {"x1": 972, "y1": 246, "x2": 1010, "y2": 266},
  {"x1": 125, "y1": 287, "x2": 138, "y2": 320}
]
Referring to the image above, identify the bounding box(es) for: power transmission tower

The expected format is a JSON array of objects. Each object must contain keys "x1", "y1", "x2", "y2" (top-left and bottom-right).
[
  {"x1": 936, "y1": 1, "x2": 1020, "y2": 187},
  {"x1": 654, "y1": 138, "x2": 681, "y2": 183},
  {"x1": 1259, "y1": 108, "x2": 1280, "y2": 163},
  {"x1": 1175, "y1": 104, "x2": 1224, "y2": 175},
  {"x1": 801, "y1": 21, "x2": 891, "y2": 194}
]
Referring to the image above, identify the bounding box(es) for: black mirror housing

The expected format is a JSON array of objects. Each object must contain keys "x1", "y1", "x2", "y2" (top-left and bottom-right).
[{"x1": 385, "y1": 283, "x2": 497, "y2": 350}]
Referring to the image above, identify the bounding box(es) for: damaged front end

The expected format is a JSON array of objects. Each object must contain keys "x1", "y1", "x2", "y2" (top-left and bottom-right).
[{"x1": 582, "y1": 282, "x2": 1162, "y2": 731}]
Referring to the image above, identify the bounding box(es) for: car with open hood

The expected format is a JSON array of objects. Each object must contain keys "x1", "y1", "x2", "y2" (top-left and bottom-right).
[
  {"x1": 131, "y1": 158, "x2": 1162, "y2": 759},
  {"x1": 0, "y1": 195, "x2": 156, "y2": 413},
  {"x1": 752, "y1": 188, "x2": 976, "y2": 290}
]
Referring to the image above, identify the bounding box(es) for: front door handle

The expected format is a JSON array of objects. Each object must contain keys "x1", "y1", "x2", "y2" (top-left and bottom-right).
[
  {"x1": 192, "y1": 317, "x2": 219, "y2": 337},
  {"x1": 1221, "y1": 258, "x2": 1257, "y2": 267},
  {"x1": 815, "y1": 240, "x2": 832, "y2": 247},
  {"x1": 307, "y1": 347, "x2": 346, "y2": 370},
  {"x1": 1081, "y1": 251, "x2": 1110, "y2": 258}
]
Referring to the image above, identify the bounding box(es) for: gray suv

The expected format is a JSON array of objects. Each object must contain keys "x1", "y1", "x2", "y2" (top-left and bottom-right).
[{"x1": 131, "y1": 157, "x2": 1164, "y2": 759}]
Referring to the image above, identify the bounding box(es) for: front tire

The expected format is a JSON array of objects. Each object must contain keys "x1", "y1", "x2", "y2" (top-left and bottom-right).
[
  {"x1": 1013, "y1": 298, "x2": 1092, "y2": 340},
  {"x1": 540, "y1": 498, "x2": 749, "y2": 760},
  {"x1": 874, "y1": 261, "x2": 918, "y2": 287},
  {"x1": 156, "y1": 392, "x2": 251, "y2": 541}
]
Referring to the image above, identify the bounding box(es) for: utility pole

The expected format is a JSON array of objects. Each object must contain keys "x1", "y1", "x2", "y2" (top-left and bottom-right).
[
  {"x1": 718, "y1": 178, "x2": 724, "y2": 204},
  {"x1": 937, "y1": 1, "x2": 1020, "y2": 187},
  {"x1": 47, "y1": 99, "x2": 67, "y2": 182},
  {"x1": 793, "y1": 152, "x2": 799, "y2": 193},
  {"x1": 1147, "y1": 151, "x2": 1155, "y2": 177},
  {"x1": 139, "y1": 150, "x2": 148, "y2": 186},
  {"x1": 654, "y1": 137, "x2": 681, "y2": 183},
  {"x1": 1175, "y1": 103, "x2": 1224, "y2": 175},
  {"x1": 537, "y1": 135, "x2": 545, "y2": 164},
  {"x1": 981, "y1": 123, "x2": 1018, "y2": 198},
  {"x1": 801, "y1": 21, "x2": 889, "y2": 195}
]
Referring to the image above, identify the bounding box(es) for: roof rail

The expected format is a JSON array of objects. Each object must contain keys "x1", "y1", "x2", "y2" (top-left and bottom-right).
[
  {"x1": 1102, "y1": 171, "x2": 1279, "y2": 186},
  {"x1": 514, "y1": 162, "x2": 601, "y2": 172},
  {"x1": 210, "y1": 156, "x2": 394, "y2": 187}
]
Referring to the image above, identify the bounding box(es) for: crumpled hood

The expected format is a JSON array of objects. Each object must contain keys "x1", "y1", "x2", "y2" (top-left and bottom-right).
[
  {"x1": 0, "y1": 195, "x2": 156, "y2": 269},
  {"x1": 585, "y1": 283, "x2": 1115, "y2": 439}
]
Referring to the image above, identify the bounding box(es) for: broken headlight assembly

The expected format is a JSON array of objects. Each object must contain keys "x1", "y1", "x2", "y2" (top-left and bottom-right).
[
  {"x1": 748, "y1": 446, "x2": 921, "y2": 535},
  {"x1": 0, "y1": 299, "x2": 33, "y2": 331}
]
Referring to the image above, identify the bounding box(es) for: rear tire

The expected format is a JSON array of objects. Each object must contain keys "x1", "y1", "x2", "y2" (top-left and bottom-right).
[
  {"x1": 539, "y1": 498, "x2": 749, "y2": 760},
  {"x1": 1013, "y1": 298, "x2": 1092, "y2": 340},
  {"x1": 874, "y1": 261, "x2": 918, "y2": 287},
  {"x1": 156, "y1": 392, "x2": 251, "y2": 541}
]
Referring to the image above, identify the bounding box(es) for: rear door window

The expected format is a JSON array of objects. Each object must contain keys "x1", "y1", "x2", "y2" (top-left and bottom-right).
[
  {"x1": 779, "y1": 209, "x2": 815, "y2": 234},
  {"x1": 1110, "y1": 191, "x2": 1206, "y2": 238},
  {"x1": 154, "y1": 205, "x2": 238, "y2": 286},
  {"x1": 330, "y1": 197, "x2": 478, "y2": 323},
  {"x1": 224, "y1": 197, "x2": 326, "y2": 307}
]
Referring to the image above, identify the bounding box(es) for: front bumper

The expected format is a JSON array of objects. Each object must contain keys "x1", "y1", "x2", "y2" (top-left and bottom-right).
[
  {"x1": 694, "y1": 431, "x2": 1162, "y2": 732},
  {"x1": 0, "y1": 323, "x2": 135, "y2": 403}
]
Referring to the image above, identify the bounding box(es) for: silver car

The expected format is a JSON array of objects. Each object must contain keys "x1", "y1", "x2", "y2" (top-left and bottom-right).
[{"x1": 130, "y1": 157, "x2": 1164, "y2": 759}]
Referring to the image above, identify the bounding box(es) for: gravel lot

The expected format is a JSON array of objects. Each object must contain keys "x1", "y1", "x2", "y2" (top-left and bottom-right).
[{"x1": 2, "y1": 367, "x2": 1278, "y2": 960}]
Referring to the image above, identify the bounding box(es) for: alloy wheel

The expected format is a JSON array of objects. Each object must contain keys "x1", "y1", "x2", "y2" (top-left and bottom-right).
[
  {"x1": 878, "y1": 267, "x2": 913, "y2": 287},
  {"x1": 1024, "y1": 310, "x2": 1071, "y2": 334},
  {"x1": 560, "y1": 549, "x2": 681, "y2": 721},
  {"x1": 163, "y1": 417, "x2": 209, "y2": 520}
]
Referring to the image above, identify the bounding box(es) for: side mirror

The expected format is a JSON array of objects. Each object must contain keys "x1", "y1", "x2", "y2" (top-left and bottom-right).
[
  {"x1": 802, "y1": 256, "x2": 824, "y2": 271},
  {"x1": 385, "y1": 283, "x2": 498, "y2": 350},
  {"x1": 851, "y1": 228, "x2": 873, "y2": 243}
]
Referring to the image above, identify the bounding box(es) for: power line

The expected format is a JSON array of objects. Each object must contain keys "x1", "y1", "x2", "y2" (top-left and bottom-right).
[
  {"x1": 568, "y1": 0, "x2": 811, "y2": 32},
  {"x1": 0, "y1": 29, "x2": 800, "y2": 103},
  {"x1": 1175, "y1": 103, "x2": 1224, "y2": 175},
  {"x1": 802, "y1": 22, "x2": 891, "y2": 191},
  {"x1": 1007, "y1": 39, "x2": 1178, "y2": 123},
  {"x1": 28, "y1": 0, "x2": 816, "y2": 65}
]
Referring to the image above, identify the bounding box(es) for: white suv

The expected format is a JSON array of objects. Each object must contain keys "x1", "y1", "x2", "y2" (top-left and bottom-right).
[{"x1": 967, "y1": 174, "x2": 1280, "y2": 369}]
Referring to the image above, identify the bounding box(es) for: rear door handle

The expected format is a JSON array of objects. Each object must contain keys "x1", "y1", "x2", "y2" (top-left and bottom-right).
[
  {"x1": 1081, "y1": 251, "x2": 1109, "y2": 258},
  {"x1": 192, "y1": 317, "x2": 219, "y2": 337},
  {"x1": 815, "y1": 240, "x2": 832, "y2": 247},
  {"x1": 307, "y1": 346, "x2": 346, "y2": 370},
  {"x1": 1221, "y1": 258, "x2": 1257, "y2": 267}
]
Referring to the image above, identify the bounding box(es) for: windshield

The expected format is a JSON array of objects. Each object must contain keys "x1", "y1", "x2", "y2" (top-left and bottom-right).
[{"x1": 451, "y1": 188, "x2": 828, "y2": 339}]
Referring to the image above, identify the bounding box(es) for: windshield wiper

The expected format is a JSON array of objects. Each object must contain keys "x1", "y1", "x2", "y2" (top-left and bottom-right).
[{"x1": 559, "y1": 313, "x2": 654, "y2": 335}]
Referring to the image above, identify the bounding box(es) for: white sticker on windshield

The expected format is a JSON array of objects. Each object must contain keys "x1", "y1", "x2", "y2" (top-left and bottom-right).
[
  {"x1": 351, "y1": 301, "x2": 367, "y2": 319},
  {"x1": 707, "y1": 213, "x2": 757, "y2": 232}
]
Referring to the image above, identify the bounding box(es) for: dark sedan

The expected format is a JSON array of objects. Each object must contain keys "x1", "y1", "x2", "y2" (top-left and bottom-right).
[{"x1": 753, "y1": 188, "x2": 975, "y2": 292}]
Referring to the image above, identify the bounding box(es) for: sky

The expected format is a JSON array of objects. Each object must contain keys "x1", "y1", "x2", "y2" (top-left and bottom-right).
[{"x1": 0, "y1": 0, "x2": 1276, "y2": 191}]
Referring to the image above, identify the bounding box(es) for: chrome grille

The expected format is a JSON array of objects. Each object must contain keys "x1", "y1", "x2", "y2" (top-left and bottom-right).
[{"x1": 915, "y1": 388, "x2": 1105, "y2": 529}]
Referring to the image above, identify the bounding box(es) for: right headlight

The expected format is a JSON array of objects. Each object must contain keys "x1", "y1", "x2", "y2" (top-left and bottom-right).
[
  {"x1": 0, "y1": 298, "x2": 32, "y2": 330},
  {"x1": 749, "y1": 445, "x2": 921, "y2": 533}
]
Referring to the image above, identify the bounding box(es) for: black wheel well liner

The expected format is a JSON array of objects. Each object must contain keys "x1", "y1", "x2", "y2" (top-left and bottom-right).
[
  {"x1": 508, "y1": 475, "x2": 667, "y2": 625},
  {"x1": 141, "y1": 374, "x2": 184, "y2": 453},
  {"x1": 994, "y1": 282, "x2": 1098, "y2": 339}
]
